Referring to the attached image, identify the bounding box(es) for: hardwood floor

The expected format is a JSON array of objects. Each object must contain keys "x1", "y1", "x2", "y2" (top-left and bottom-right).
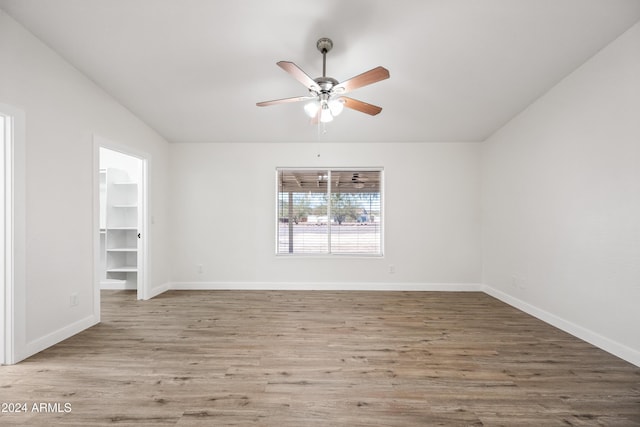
[{"x1": 1, "y1": 290, "x2": 639, "y2": 426}]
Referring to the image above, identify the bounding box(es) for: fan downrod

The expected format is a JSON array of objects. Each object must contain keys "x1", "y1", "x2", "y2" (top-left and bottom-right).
[{"x1": 316, "y1": 38, "x2": 333, "y2": 80}]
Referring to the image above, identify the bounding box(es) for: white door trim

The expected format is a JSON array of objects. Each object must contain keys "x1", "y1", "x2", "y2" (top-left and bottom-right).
[{"x1": 0, "y1": 104, "x2": 26, "y2": 365}]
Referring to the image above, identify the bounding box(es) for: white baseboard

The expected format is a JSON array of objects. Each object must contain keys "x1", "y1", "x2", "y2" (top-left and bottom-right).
[
  {"x1": 100, "y1": 280, "x2": 135, "y2": 290},
  {"x1": 483, "y1": 285, "x2": 640, "y2": 368},
  {"x1": 146, "y1": 282, "x2": 171, "y2": 300},
  {"x1": 18, "y1": 314, "x2": 99, "y2": 363},
  {"x1": 169, "y1": 281, "x2": 483, "y2": 292}
]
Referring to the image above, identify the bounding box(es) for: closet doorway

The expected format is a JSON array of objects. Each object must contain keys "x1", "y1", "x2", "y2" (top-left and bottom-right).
[{"x1": 95, "y1": 140, "x2": 148, "y2": 301}]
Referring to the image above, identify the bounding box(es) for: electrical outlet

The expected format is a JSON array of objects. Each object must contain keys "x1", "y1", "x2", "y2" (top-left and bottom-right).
[
  {"x1": 197, "y1": 264, "x2": 203, "y2": 274},
  {"x1": 388, "y1": 264, "x2": 395, "y2": 274},
  {"x1": 70, "y1": 293, "x2": 79, "y2": 307}
]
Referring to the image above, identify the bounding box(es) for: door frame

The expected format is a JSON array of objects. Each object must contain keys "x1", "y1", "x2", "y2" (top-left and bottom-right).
[
  {"x1": 93, "y1": 135, "x2": 149, "y2": 305},
  {"x1": 0, "y1": 104, "x2": 26, "y2": 365}
]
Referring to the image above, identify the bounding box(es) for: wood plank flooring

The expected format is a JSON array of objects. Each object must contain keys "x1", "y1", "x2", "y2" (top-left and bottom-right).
[{"x1": 1, "y1": 290, "x2": 639, "y2": 426}]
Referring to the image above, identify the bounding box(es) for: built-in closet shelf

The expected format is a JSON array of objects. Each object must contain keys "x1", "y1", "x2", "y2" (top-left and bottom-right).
[
  {"x1": 113, "y1": 205, "x2": 137, "y2": 208},
  {"x1": 107, "y1": 266, "x2": 137, "y2": 273},
  {"x1": 107, "y1": 226, "x2": 137, "y2": 230},
  {"x1": 107, "y1": 248, "x2": 138, "y2": 252},
  {"x1": 114, "y1": 182, "x2": 136, "y2": 185},
  {"x1": 101, "y1": 279, "x2": 125, "y2": 285}
]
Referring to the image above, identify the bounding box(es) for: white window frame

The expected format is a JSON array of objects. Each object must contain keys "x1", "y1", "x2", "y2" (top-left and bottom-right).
[{"x1": 275, "y1": 167, "x2": 384, "y2": 257}]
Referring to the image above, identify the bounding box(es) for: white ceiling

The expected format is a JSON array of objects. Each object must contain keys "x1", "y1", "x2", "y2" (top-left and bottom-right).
[{"x1": 2, "y1": 0, "x2": 640, "y2": 143}]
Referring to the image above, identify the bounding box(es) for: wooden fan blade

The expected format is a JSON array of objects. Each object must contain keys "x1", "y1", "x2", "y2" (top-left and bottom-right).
[
  {"x1": 334, "y1": 66, "x2": 389, "y2": 94},
  {"x1": 277, "y1": 61, "x2": 320, "y2": 91},
  {"x1": 310, "y1": 109, "x2": 320, "y2": 125},
  {"x1": 340, "y1": 97, "x2": 383, "y2": 116},
  {"x1": 256, "y1": 96, "x2": 315, "y2": 107}
]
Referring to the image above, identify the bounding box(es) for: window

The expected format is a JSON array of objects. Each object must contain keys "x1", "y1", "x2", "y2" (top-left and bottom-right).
[{"x1": 277, "y1": 168, "x2": 383, "y2": 256}]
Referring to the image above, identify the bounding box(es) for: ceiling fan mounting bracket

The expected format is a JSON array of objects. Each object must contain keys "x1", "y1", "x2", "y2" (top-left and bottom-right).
[{"x1": 316, "y1": 37, "x2": 333, "y2": 54}]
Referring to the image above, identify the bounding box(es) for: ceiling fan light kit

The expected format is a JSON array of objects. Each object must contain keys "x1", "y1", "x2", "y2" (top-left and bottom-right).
[{"x1": 257, "y1": 38, "x2": 390, "y2": 125}]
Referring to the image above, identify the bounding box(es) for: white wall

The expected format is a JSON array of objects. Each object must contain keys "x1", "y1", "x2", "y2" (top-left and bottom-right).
[
  {"x1": 169, "y1": 142, "x2": 481, "y2": 289},
  {"x1": 482, "y1": 21, "x2": 640, "y2": 366},
  {"x1": 0, "y1": 10, "x2": 171, "y2": 361}
]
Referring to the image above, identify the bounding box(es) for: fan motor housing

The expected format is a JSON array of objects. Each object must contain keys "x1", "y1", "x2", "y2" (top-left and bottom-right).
[{"x1": 314, "y1": 76, "x2": 339, "y2": 92}]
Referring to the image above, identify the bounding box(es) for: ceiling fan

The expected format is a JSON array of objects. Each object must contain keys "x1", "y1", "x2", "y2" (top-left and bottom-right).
[
  {"x1": 351, "y1": 172, "x2": 368, "y2": 189},
  {"x1": 256, "y1": 38, "x2": 390, "y2": 124}
]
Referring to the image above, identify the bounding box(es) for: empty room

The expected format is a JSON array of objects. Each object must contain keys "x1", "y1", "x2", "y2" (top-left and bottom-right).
[{"x1": 1, "y1": 0, "x2": 639, "y2": 425}]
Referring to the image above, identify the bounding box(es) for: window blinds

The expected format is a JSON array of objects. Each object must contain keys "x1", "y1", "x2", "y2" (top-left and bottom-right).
[{"x1": 277, "y1": 169, "x2": 382, "y2": 256}]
